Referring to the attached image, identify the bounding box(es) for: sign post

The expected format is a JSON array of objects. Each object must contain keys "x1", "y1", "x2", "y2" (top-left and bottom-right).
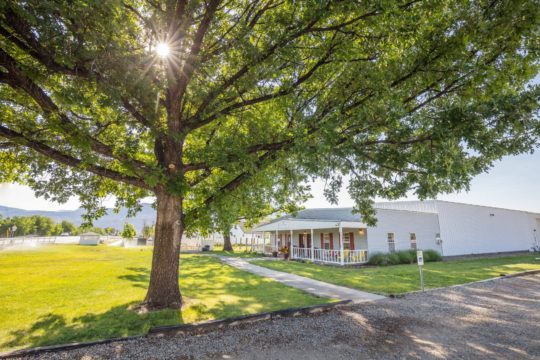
[{"x1": 417, "y1": 250, "x2": 424, "y2": 291}]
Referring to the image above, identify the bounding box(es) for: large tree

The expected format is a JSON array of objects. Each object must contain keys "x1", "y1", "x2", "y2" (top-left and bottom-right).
[{"x1": 0, "y1": 1, "x2": 539, "y2": 310}]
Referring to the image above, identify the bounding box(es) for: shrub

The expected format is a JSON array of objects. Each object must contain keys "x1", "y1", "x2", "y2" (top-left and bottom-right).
[
  {"x1": 387, "y1": 252, "x2": 402, "y2": 265},
  {"x1": 368, "y1": 249, "x2": 442, "y2": 266},
  {"x1": 368, "y1": 252, "x2": 387, "y2": 266},
  {"x1": 423, "y1": 249, "x2": 443, "y2": 262},
  {"x1": 396, "y1": 250, "x2": 415, "y2": 264}
]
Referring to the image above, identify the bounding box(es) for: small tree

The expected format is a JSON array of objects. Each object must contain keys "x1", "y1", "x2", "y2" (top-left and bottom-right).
[
  {"x1": 142, "y1": 224, "x2": 155, "y2": 239},
  {"x1": 121, "y1": 223, "x2": 137, "y2": 239},
  {"x1": 61, "y1": 220, "x2": 78, "y2": 235},
  {"x1": 222, "y1": 230, "x2": 233, "y2": 252}
]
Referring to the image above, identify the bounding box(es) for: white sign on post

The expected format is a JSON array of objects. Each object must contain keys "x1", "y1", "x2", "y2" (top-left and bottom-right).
[
  {"x1": 417, "y1": 250, "x2": 425, "y2": 291},
  {"x1": 417, "y1": 250, "x2": 424, "y2": 266}
]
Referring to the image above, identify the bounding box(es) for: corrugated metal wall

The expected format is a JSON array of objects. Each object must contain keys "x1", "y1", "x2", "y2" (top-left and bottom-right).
[
  {"x1": 367, "y1": 209, "x2": 441, "y2": 254},
  {"x1": 435, "y1": 202, "x2": 538, "y2": 256}
]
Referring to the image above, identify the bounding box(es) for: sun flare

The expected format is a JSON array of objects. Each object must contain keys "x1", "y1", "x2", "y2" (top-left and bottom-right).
[{"x1": 155, "y1": 42, "x2": 171, "y2": 58}]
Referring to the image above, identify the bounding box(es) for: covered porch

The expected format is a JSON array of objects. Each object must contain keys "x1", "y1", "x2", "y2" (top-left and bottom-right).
[{"x1": 251, "y1": 219, "x2": 369, "y2": 265}]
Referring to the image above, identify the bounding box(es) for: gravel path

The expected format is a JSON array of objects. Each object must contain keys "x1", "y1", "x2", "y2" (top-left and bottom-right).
[
  {"x1": 11, "y1": 274, "x2": 540, "y2": 360},
  {"x1": 220, "y1": 257, "x2": 385, "y2": 302}
]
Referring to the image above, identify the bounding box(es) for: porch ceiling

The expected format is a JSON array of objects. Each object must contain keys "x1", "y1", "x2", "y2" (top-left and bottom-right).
[{"x1": 252, "y1": 219, "x2": 365, "y2": 232}]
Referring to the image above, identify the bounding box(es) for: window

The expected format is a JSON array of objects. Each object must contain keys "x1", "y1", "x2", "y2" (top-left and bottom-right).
[
  {"x1": 323, "y1": 233, "x2": 330, "y2": 249},
  {"x1": 410, "y1": 233, "x2": 417, "y2": 250},
  {"x1": 343, "y1": 232, "x2": 350, "y2": 250},
  {"x1": 387, "y1": 233, "x2": 395, "y2": 253}
]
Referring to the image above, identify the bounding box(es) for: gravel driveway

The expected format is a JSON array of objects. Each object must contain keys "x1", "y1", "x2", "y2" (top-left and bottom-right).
[{"x1": 12, "y1": 274, "x2": 540, "y2": 360}]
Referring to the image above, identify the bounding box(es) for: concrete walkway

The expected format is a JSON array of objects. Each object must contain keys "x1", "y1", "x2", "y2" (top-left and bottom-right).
[{"x1": 220, "y1": 257, "x2": 385, "y2": 302}]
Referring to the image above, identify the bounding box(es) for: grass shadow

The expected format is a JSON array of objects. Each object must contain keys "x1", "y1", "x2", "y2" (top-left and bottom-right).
[
  {"x1": 118, "y1": 267, "x2": 151, "y2": 289},
  {"x1": 2, "y1": 303, "x2": 183, "y2": 351}
]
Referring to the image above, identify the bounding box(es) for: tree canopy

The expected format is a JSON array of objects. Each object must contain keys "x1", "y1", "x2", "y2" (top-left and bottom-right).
[
  {"x1": 0, "y1": 215, "x2": 80, "y2": 237},
  {"x1": 121, "y1": 222, "x2": 137, "y2": 239},
  {"x1": 1, "y1": 0, "x2": 539, "y2": 309}
]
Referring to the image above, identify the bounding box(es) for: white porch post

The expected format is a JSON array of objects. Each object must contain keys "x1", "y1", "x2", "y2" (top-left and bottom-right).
[
  {"x1": 290, "y1": 229, "x2": 294, "y2": 259},
  {"x1": 339, "y1": 224, "x2": 344, "y2": 265},
  {"x1": 310, "y1": 228, "x2": 314, "y2": 261}
]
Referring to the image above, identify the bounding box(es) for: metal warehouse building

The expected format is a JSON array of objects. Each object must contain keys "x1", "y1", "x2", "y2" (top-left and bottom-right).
[{"x1": 251, "y1": 200, "x2": 540, "y2": 265}]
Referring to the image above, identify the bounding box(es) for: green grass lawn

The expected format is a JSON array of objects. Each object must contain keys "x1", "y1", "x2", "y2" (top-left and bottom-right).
[
  {"x1": 0, "y1": 245, "x2": 329, "y2": 353},
  {"x1": 252, "y1": 254, "x2": 540, "y2": 295}
]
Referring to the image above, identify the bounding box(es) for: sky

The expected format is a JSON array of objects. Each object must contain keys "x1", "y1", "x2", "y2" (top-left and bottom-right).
[{"x1": 1, "y1": 151, "x2": 540, "y2": 213}]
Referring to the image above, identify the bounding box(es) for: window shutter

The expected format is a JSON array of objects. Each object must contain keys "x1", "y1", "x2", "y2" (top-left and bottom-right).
[
  {"x1": 329, "y1": 232, "x2": 334, "y2": 249},
  {"x1": 320, "y1": 233, "x2": 323, "y2": 248},
  {"x1": 349, "y1": 232, "x2": 355, "y2": 250}
]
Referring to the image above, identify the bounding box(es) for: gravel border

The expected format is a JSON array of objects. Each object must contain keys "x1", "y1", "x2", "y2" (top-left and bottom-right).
[{"x1": 0, "y1": 300, "x2": 351, "y2": 359}]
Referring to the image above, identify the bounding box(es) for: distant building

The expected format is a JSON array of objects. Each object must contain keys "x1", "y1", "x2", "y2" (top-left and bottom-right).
[
  {"x1": 79, "y1": 232, "x2": 100, "y2": 246},
  {"x1": 251, "y1": 200, "x2": 540, "y2": 265}
]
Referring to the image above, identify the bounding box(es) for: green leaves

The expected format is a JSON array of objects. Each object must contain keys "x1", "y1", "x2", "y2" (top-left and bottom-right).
[
  {"x1": 121, "y1": 222, "x2": 137, "y2": 239},
  {"x1": 0, "y1": 0, "x2": 539, "y2": 227}
]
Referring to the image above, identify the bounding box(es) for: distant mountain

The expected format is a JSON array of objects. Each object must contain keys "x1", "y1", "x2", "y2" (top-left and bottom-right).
[{"x1": 0, "y1": 203, "x2": 156, "y2": 232}]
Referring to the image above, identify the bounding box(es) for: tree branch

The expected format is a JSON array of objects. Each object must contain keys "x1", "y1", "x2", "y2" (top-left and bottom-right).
[
  {"x1": 186, "y1": 42, "x2": 335, "y2": 131},
  {"x1": 173, "y1": 0, "x2": 221, "y2": 113},
  {"x1": 0, "y1": 125, "x2": 151, "y2": 190},
  {"x1": 0, "y1": 48, "x2": 152, "y2": 176}
]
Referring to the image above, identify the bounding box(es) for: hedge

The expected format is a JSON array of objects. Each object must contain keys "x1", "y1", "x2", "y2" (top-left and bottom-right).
[{"x1": 367, "y1": 249, "x2": 442, "y2": 266}]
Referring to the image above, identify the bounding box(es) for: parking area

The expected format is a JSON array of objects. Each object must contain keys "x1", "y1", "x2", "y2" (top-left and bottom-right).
[{"x1": 15, "y1": 274, "x2": 540, "y2": 360}]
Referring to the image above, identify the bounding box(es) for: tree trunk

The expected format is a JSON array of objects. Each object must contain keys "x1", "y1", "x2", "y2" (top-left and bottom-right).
[
  {"x1": 223, "y1": 232, "x2": 233, "y2": 252},
  {"x1": 143, "y1": 191, "x2": 183, "y2": 310}
]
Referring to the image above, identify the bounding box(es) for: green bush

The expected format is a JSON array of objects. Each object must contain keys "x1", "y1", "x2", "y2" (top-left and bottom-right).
[
  {"x1": 396, "y1": 250, "x2": 415, "y2": 264},
  {"x1": 367, "y1": 252, "x2": 387, "y2": 266},
  {"x1": 368, "y1": 249, "x2": 442, "y2": 266},
  {"x1": 387, "y1": 252, "x2": 401, "y2": 265},
  {"x1": 422, "y1": 249, "x2": 443, "y2": 262}
]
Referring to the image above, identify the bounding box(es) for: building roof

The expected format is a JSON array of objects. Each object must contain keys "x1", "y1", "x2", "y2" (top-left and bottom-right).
[
  {"x1": 261, "y1": 201, "x2": 436, "y2": 226},
  {"x1": 252, "y1": 200, "x2": 540, "y2": 232},
  {"x1": 278, "y1": 208, "x2": 361, "y2": 222}
]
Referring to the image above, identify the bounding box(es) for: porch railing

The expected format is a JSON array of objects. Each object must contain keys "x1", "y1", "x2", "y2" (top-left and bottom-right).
[
  {"x1": 251, "y1": 244, "x2": 279, "y2": 255},
  {"x1": 291, "y1": 246, "x2": 368, "y2": 265}
]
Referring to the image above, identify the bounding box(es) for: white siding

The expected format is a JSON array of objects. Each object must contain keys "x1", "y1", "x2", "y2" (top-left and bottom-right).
[
  {"x1": 435, "y1": 202, "x2": 539, "y2": 256},
  {"x1": 367, "y1": 209, "x2": 441, "y2": 254},
  {"x1": 256, "y1": 201, "x2": 540, "y2": 258}
]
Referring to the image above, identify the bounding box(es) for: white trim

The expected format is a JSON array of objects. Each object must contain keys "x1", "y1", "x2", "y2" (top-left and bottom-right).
[
  {"x1": 253, "y1": 219, "x2": 364, "y2": 232},
  {"x1": 339, "y1": 225, "x2": 344, "y2": 265}
]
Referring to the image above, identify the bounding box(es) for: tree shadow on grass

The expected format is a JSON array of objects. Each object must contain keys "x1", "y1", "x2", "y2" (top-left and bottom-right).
[
  {"x1": 117, "y1": 267, "x2": 151, "y2": 289},
  {"x1": 2, "y1": 303, "x2": 183, "y2": 351},
  {"x1": 3, "y1": 255, "x2": 328, "y2": 352}
]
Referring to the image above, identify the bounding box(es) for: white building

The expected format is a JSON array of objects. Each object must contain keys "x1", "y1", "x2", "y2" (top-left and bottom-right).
[
  {"x1": 251, "y1": 200, "x2": 540, "y2": 265},
  {"x1": 79, "y1": 232, "x2": 101, "y2": 246}
]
